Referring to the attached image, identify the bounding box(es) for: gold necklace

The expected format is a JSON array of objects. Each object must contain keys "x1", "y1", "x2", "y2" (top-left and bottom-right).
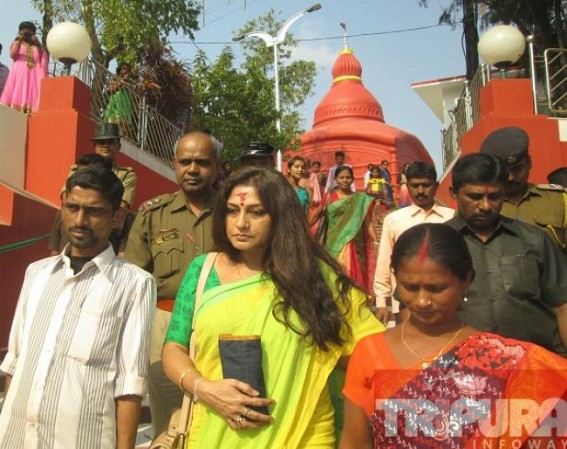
[{"x1": 401, "y1": 321, "x2": 465, "y2": 369}]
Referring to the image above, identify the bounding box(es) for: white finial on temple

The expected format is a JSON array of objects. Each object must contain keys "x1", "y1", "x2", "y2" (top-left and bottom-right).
[{"x1": 340, "y1": 22, "x2": 349, "y2": 50}]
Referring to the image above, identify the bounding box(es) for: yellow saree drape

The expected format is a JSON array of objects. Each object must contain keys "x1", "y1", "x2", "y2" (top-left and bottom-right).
[{"x1": 187, "y1": 269, "x2": 381, "y2": 449}]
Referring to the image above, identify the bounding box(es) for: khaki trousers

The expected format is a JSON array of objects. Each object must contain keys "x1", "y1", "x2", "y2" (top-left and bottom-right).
[{"x1": 148, "y1": 308, "x2": 183, "y2": 435}]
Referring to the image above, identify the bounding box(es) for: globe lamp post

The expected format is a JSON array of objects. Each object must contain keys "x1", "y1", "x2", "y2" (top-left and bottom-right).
[
  {"x1": 478, "y1": 25, "x2": 526, "y2": 79},
  {"x1": 46, "y1": 22, "x2": 92, "y2": 76}
]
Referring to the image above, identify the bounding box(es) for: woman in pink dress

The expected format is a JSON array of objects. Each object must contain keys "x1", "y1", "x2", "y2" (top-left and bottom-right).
[{"x1": 0, "y1": 22, "x2": 48, "y2": 113}]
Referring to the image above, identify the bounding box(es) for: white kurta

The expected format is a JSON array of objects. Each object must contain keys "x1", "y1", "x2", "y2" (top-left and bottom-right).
[{"x1": 0, "y1": 244, "x2": 156, "y2": 449}]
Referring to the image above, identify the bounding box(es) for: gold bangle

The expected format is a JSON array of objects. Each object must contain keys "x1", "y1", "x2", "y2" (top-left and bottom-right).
[{"x1": 178, "y1": 368, "x2": 195, "y2": 392}]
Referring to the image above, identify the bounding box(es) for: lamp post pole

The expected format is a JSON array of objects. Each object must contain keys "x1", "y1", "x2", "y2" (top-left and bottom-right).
[
  {"x1": 234, "y1": 4, "x2": 321, "y2": 168},
  {"x1": 273, "y1": 42, "x2": 281, "y2": 132}
]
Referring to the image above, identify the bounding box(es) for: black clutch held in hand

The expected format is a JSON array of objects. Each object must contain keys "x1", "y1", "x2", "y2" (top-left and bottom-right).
[{"x1": 218, "y1": 334, "x2": 269, "y2": 415}]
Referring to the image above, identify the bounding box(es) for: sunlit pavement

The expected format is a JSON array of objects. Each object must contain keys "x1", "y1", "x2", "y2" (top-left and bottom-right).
[{"x1": 136, "y1": 422, "x2": 153, "y2": 448}]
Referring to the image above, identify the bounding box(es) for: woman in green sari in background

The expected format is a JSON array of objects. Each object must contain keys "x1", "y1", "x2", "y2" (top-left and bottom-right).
[
  {"x1": 322, "y1": 165, "x2": 377, "y2": 295},
  {"x1": 162, "y1": 167, "x2": 382, "y2": 449}
]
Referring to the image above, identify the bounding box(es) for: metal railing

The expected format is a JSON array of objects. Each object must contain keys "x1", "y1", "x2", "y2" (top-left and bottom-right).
[
  {"x1": 441, "y1": 66, "x2": 488, "y2": 170},
  {"x1": 52, "y1": 58, "x2": 183, "y2": 168},
  {"x1": 441, "y1": 44, "x2": 567, "y2": 170},
  {"x1": 543, "y1": 48, "x2": 567, "y2": 115}
]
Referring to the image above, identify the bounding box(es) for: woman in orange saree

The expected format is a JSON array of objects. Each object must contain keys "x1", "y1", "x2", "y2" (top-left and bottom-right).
[{"x1": 341, "y1": 224, "x2": 567, "y2": 449}]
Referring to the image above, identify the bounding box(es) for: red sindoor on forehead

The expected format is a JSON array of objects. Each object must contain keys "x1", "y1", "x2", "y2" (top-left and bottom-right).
[
  {"x1": 418, "y1": 234, "x2": 431, "y2": 266},
  {"x1": 238, "y1": 191, "x2": 248, "y2": 206}
]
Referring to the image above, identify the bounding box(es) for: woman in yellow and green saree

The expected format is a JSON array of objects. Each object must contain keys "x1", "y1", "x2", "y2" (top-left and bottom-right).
[{"x1": 162, "y1": 167, "x2": 383, "y2": 448}]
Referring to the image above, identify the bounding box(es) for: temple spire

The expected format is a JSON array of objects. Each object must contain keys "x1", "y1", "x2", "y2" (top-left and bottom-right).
[{"x1": 340, "y1": 22, "x2": 349, "y2": 50}]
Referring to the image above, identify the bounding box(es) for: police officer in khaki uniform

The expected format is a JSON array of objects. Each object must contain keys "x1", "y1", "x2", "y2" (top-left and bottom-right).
[
  {"x1": 53, "y1": 124, "x2": 137, "y2": 256},
  {"x1": 124, "y1": 131, "x2": 218, "y2": 436},
  {"x1": 65, "y1": 123, "x2": 137, "y2": 209},
  {"x1": 480, "y1": 126, "x2": 567, "y2": 253}
]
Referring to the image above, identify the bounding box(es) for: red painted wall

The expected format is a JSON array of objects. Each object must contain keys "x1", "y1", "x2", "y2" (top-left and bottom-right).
[
  {"x1": 0, "y1": 191, "x2": 55, "y2": 347},
  {"x1": 26, "y1": 77, "x2": 95, "y2": 206},
  {"x1": 437, "y1": 79, "x2": 567, "y2": 205},
  {"x1": 0, "y1": 77, "x2": 177, "y2": 349}
]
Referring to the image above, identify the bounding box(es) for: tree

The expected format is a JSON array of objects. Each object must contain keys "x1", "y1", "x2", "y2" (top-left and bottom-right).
[
  {"x1": 32, "y1": 0, "x2": 200, "y2": 67},
  {"x1": 32, "y1": 0, "x2": 198, "y2": 132},
  {"x1": 190, "y1": 9, "x2": 317, "y2": 162},
  {"x1": 479, "y1": 0, "x2": 566, "y2": 51},
  {"x1": 419, "y1": 0, "x2": 567, "y2": 78}
]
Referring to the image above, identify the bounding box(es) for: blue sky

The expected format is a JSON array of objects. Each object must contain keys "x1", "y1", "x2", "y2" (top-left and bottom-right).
[{"x1": 2, "y1": 0, "x2": 467, "y2": 170}]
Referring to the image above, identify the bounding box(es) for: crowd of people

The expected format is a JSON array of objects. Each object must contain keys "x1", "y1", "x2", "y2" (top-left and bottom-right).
[{"x1": 1, "y1": 114, "x2": 567, "y2": 449}]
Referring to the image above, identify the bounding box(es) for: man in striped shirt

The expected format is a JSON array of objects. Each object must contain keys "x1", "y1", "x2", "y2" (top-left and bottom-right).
[{"x1": 0, "y1": 168, "x2": 156, "y2": 449}]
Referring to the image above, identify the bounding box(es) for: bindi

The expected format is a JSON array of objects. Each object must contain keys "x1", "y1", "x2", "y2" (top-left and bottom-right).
[{"x1": 237, "y1": 191, "x2": 248, "y2": 206}]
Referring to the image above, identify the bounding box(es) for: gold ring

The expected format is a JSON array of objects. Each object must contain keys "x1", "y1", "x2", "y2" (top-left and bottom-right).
[
  {"x1": 243, "y1": 407, "x2": 250, "y2": 417},
  {"x1": 236, "y1": 416, "x2": 244, "y2": 427}
]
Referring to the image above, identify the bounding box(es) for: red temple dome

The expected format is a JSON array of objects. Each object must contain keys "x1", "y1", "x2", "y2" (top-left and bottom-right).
[
  {"x1": 314, "y1": 49, "x2": 384, "y2": 126},
  {"x1": 300, "y1": 44, "x2": 432, "y2": 193},
  {"x1": 331, "y1": 48, "x2": 362, "y2": 79}
]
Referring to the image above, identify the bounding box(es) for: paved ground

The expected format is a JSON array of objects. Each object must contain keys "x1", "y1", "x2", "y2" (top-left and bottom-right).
[{"x1": 136, "y1": 422, "x2": 153, "y2": 448}]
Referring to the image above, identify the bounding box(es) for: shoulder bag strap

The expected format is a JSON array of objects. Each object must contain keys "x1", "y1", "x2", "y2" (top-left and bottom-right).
[{"x1": 176, "y1": 252, "x2": 219, "y2": 439}]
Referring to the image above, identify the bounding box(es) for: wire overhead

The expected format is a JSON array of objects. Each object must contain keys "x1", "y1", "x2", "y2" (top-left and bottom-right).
[{"x1": 171, "y1": 22, "x2": 448, "y2": 46}]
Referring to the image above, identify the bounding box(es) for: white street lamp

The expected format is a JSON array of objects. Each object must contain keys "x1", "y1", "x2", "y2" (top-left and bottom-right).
[
  {"x1": 478, "y1": 25, "x2": 526, "y2": 78},
  {"x1": 233, "y1": 3, "x2": 321, "y2": 169},
  {"x1": 46, "y1": 22, "x2": 91, "y2": 75}
]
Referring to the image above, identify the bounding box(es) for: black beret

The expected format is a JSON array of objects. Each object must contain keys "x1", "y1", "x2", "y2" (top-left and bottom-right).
[
  {"x1": 240, "y1": 142, "x2": 275, "y2": 160},
  {"x1": 479, "y1": 127, "x2": 529, "y2": 165}
]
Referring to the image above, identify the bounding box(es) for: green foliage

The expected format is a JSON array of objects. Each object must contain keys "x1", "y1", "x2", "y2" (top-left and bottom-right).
[
  {"x1": 419, "y1": 0, "x2": 567, "y2": 49},
  {"x1": 32, "y1": 0, "x2": 200, "y2": 65},
  {"x1": 32, "y1": 0, "x2": 197, "y2": 133},
  {"x1": 190, "y1": 9, "x2": 317, "y2": 163},
  {"x1": 478, "y1": 0, "x2": 566, "y2": 50}
]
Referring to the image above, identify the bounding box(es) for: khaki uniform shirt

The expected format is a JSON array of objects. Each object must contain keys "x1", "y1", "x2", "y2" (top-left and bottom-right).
[
  {"x1": 501, "y1": 183, "x2": 566, "y2": 252},
  {"x1": 64, "y1": 164, "x2": 137, "y2": 209},
  {"x1": 124, "y1": 190, "x2": 215, "y2": 299}
]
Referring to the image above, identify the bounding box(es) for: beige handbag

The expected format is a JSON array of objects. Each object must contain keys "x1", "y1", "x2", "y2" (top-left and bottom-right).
[{"x1": 149, "y1": 252, "x2": 218, "y2": 449}]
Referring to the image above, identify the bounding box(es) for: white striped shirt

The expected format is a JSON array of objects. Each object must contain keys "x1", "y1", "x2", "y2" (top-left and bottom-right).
[{"x1": 0, "y1": 244, "x2": 156, "y2": 449}]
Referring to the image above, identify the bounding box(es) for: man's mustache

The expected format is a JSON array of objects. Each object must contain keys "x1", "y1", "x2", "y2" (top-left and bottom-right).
[
  {"x1": 472, "y1": 212, "x2": 497, "y2": 219},
  {"x1": 69, "y1": 226, "x2": 93, "y2": 234}
]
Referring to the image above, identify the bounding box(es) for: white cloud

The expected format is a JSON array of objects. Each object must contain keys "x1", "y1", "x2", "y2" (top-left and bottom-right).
[{"x1": 292, "y1": 42, "x2": 337, "y2": 70}]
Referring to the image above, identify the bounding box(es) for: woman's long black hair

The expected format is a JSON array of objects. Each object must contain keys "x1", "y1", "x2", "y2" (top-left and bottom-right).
[{"x1": 212, "y1": 167, "x2": 354, "y2": 350}]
